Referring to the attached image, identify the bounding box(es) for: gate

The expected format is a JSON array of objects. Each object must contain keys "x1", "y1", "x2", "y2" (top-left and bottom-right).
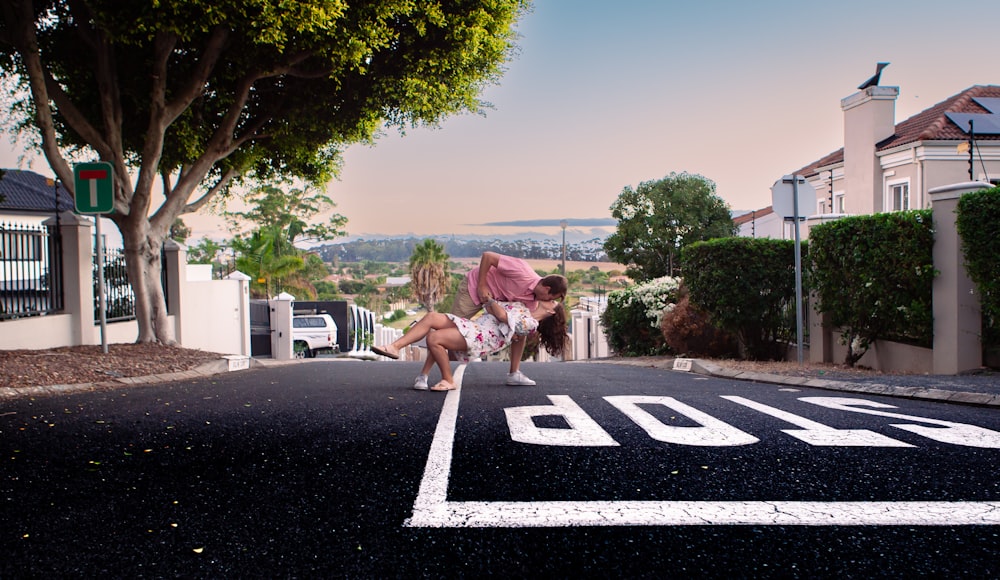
[{"x1": 249, "y1": 299, "x2": 272, "y2": 357}]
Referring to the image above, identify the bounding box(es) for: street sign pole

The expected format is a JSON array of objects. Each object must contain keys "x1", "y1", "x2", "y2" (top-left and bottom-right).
[
  {"x1": 74, "y1": 162, "x2": 114, "y2": 354},
  {"x1": 772, "y1": 174, "x2": 815, "y2": 367},
  {"x1": 94, "y1": 217, "x2": 108, "y2": 354},
  {"x1": 790, "y1": 176, "x2": 804, "y2": 366}
]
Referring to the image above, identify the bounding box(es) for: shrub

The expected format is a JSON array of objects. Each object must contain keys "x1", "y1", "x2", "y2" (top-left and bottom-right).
[
  {"x1": 807, "y1": 210, "x2": 934, "y2": 366},
  {"x1": 660, "y1": 285, "x2": 739, "y2": 358},
  {"x1": 957, "y1": 187, "x2": 1000, "y2": 347},
  {"x1": 601, "y1": 276, "x2": 680, "y2": 356},
  {"x1": 682, "y1": 237, "x2": 800, "y2": 360}
]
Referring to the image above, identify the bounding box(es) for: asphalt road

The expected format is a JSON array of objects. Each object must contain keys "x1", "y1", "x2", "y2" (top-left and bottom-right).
[{"x1": 2, "y1": 360, "x2": 999, "y2": 578}]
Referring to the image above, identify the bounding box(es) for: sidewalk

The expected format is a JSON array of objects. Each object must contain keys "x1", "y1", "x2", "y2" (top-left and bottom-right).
[{"x1": 588, "y1": 357, "x2": 1000, "y2": 407}]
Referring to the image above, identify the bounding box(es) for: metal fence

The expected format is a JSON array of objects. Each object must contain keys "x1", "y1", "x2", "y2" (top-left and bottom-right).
[
  {"x1": 94, "y1": 245, "x2": 136, "y2": 323},
  {"x1": 1, "y1": 221, "x2": 171, "y2": 326},
  {"x1": 0, "y1": 222, "x2": 63, "y2": 320}
]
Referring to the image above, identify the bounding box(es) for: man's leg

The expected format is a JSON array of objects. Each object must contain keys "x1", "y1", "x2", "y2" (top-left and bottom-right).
[{"x1": 505, "y1": 335, "x2": 535, "y2": 386}]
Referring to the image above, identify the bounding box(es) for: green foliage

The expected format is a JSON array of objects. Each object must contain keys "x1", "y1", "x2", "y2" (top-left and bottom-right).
[
  {"x1": 338, "y1": 279, "x2": 367, "y2": 294},
  {"x1": 312, "y1": 280, "x2": 341, "y2": 301},
  {"x1": 957, "y1": 187, "x2": 1000, "y2": 346},
  {"x1": 226, "y1": 184, "x2": 347, "y2": 244},
  {"x1": 169, "y1": 219, "x2": 191, "y2": 243},
  {"x1": 383, "y1": 309, "x2": 408, "y2": 323},
  {"x1": 187, "y1": 238, "x2": 224, "y2": 265},
  {"x1": 682, "y1": 238, "x2": 800, "y2": 361},
  {"x1": 604, "y1": 172, "x2": 736, "y2": 281},
  {"x1": 2, "y1": 0, "x2": 527, "y2": 183},
  {"x1": 231, "y1": 226, "x2": 305, "y2": 298},
  {"x1": 408, "y1": 239, "x2": 449, "y2": 312},
  {"x1": 600, "y1": 276, "x2": 680, "y2": 356},
  {"x1": 807, "y1": 211, "x2": 934, "y2": 365}
]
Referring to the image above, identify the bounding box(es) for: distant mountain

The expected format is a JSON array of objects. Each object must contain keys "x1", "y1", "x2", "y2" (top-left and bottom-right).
[
  {"x1": 326, "y1": 226, "x2": 614, "y2": 246},
  {"x1": 309, "y1": 236, "x2": 611, "y2": 263}
]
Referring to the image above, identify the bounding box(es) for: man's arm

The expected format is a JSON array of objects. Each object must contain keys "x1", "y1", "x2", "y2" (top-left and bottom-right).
[{"x1": 476, "y1": 251, "x2": 501, "y2": 303}]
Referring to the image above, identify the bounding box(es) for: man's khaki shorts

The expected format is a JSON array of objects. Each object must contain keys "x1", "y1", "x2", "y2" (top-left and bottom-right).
[{"x1": 450, "y1": 288, "x2": 482, "y2": 319}]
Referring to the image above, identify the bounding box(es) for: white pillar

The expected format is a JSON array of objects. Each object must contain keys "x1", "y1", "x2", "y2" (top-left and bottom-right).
[
  {"x1": 929, "y1": 181, "x2": 990, "y2": 374},
  {"x1": 269, "y1": 291, "x2": 295, "y2": 360}
]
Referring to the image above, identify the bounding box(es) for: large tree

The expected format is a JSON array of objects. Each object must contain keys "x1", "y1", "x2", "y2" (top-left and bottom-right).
[
  {"x1": 0, "y1": 0, "x2": 527, "y2": 343},
  {"x1": 604, "y1": 172, "x2": 736, "y2": 281}
]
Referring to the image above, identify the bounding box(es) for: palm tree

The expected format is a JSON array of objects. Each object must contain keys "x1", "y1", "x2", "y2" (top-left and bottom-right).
[{"x1": 409, "y1": 239, "x2": 450, "y2": 312}]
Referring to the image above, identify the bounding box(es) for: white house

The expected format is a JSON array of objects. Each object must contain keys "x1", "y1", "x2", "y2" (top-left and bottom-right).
[{"x1": 737, "y1": 83, "x2": 1000, "y2": 237}]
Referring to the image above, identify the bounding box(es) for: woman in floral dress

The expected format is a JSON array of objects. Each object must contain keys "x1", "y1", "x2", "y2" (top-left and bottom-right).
[{"x1": 372, "y1": 299, "x2": 567, "y2": 391}]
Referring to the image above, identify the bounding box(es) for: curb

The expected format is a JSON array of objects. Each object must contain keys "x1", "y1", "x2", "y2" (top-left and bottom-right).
[{"x1": 688, "y1": 359, "x2": 1000, "y2": 408}]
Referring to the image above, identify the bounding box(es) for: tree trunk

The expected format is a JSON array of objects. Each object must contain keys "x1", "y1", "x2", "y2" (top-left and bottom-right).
[{"x1": 119, "y1": 219, "x2": 175, "y2": 345}]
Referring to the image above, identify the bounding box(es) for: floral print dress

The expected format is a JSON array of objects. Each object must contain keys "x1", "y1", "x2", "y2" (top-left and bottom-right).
[{"x1": 445, "y1": 301, "x2": 538, "y2": 362}]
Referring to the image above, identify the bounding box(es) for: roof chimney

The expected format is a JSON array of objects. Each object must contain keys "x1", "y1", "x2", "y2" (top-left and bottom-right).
[{"x1": 841, "y1": 86, "x2": 899, "y2": 214}]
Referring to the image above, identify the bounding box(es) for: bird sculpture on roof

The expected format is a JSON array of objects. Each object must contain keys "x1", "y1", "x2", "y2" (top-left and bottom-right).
[{"x1": 858, "y1": 62, "x2": 890, "y2": 90}]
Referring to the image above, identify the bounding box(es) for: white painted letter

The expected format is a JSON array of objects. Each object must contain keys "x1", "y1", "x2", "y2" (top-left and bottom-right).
[
  {"x1": 800, "y1": 397, "x2": 1000, "y2": 448},
  {"x1": 505, "y1": 395, "x2": 619, "y2": 447},
  {"x1": 721, "y1": 396, "x2": 913, "y2": 447},
  {"x1": 604, "y1": 396, "x2": 759, "y2": 446}
]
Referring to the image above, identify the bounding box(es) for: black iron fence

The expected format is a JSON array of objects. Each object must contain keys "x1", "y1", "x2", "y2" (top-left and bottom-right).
[
  {"x1": 94, "y1": 245, "x2": 135, "y2": 323},
  {"x1": 2, "y1": 221, "x2": 171, "y2": 326},
  {"x1": 0, "y1": 222, "x2": 63, "y2": 320}
]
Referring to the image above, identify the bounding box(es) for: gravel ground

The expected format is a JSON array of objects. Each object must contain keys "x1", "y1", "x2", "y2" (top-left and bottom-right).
[{"x1": 0, "y1": 344, "x2": 224, "y2": 390}]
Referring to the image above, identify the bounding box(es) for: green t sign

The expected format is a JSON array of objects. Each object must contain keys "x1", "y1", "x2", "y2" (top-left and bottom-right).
[{"x1": 74, "y1": 162, "x2": 114, "y2": 214}]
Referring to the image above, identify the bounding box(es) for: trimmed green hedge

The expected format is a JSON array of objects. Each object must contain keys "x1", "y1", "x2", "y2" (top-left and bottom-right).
[
  {"x1": 681, "y1": 237, "x2": 800, "y2": 360},
  {"x1": 807, "y1": 210, "x2": 934, "y2": 365},
  {"x1": 957, "y1": 186, "x2": 1000, "y2": 346}
]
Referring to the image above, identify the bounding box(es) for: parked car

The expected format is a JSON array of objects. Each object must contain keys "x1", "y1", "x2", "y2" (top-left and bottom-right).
[{"x1": 292, "y1": 314, "x2": 338, "y2": 358}]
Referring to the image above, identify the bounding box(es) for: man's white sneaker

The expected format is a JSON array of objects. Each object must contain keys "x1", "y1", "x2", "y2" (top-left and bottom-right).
[
  {"x1": 413, "y1": 374, "x2": 429, "y2": 390},
  {"x1": 506, "y1": 371, "x2": 536, "y2": 386}
]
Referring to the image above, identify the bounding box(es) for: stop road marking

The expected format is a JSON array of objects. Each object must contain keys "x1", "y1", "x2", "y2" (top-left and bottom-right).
[{"x1": 406, "y1": 368, "x2": 1000, "y2": 528}]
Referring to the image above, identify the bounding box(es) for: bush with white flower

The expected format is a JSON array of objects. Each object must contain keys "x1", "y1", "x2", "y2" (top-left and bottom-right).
[{"x1": 601, "y1": 276, "x2": 681, "y2": 356}]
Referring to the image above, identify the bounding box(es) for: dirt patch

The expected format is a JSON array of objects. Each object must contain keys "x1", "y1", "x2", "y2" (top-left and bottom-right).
[{"x1": 0, "y1": 344, "x2": 223, "y2": 389}]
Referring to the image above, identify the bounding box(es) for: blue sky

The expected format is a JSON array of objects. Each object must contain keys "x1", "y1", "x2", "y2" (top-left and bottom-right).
[{"x1": 5, "y1": 0, "x2": 1000, "y2": 242}]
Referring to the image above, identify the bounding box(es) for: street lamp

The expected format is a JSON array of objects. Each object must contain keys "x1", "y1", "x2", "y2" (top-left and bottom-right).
[{"x1": 560, "y1": 219, "x2": 568, "y2": 276}]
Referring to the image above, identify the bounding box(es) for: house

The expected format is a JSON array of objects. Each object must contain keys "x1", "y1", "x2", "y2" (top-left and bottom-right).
[
  {"x1": 738, "y1": 83, "x2": 1000, "y2": 237},
  {"x1": 733, "y1": 207, "x2": 783, "y2": 239},
  {"x1": 0, "y1": 168, "x2": 75, "y2": 226},
  {"x1": 1, "y1": 169, "x2": 75, "y2": 296}
]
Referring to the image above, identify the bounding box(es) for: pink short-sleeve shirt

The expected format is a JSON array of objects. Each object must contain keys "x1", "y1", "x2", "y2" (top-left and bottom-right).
[{"x1": 465, "y1": 254, "x2": 541, "y2": 310}]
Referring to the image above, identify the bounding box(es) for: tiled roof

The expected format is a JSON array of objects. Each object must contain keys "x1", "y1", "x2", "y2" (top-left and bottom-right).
[
  {"x1": 881, "y1": 85, "x2": 1000, "y2": 148},
  {"x1": 0, "y1": 169, "x2": 75, "y2": 214},
  {"x1": 733, "y1": 206, "x2": 774, "y2": 225},
  {"x1": 793, "y1": 85, "x2": 1000, "y2": 178}
]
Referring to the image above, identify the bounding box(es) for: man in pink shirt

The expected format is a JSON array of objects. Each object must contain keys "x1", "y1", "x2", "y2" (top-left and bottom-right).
[{"x1": 450, "y1": 251, "x2": 568, "y2": 386}]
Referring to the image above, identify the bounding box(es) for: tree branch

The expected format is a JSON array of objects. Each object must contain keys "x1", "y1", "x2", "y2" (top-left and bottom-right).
[
  {"x1": 183, "y1": 168, "x2": 237, "y2": 214},
  {"x1": 3, "y1": 0, "x2": 73, "y2": 186}
]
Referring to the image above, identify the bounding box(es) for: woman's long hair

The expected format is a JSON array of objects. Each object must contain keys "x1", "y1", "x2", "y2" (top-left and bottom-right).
[{"x1": 537, "y1": 303, "x2": 568, "y2": 356}]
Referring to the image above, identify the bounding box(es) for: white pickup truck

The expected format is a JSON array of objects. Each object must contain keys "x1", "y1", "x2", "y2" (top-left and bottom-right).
[{"x1": 292, "y1": 314, "x2": 338, "y2": 358}]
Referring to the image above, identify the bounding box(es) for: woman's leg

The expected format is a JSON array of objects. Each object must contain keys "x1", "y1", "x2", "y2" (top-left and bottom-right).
[
  {"x1": 426, "y1": 327, "x2": 471, "y2": 384},
  {"x1": 379, "y1": 312, "x2": 459, "y2": 358}
]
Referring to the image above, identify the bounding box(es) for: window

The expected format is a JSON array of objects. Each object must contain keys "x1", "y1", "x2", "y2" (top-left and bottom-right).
[
  {"x1": 833, "y1": 192, "x2": 846, "y2": 214},
  {"x1": 890, "y1": 182, "x2": 909, "y2": 211}
]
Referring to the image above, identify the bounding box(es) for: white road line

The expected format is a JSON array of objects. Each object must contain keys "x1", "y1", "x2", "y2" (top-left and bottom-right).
[
  {"x1": 404, "y1": 384, "x2": 1000, "y2": 528},
  {"x1": 410, "y1": 364, "x2": 466, "y2": 510}
]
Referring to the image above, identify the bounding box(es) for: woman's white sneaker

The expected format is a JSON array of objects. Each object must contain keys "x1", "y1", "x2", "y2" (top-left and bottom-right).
[{"x1": 413, "y1": 374, "x2": 429, "y2": 390}]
